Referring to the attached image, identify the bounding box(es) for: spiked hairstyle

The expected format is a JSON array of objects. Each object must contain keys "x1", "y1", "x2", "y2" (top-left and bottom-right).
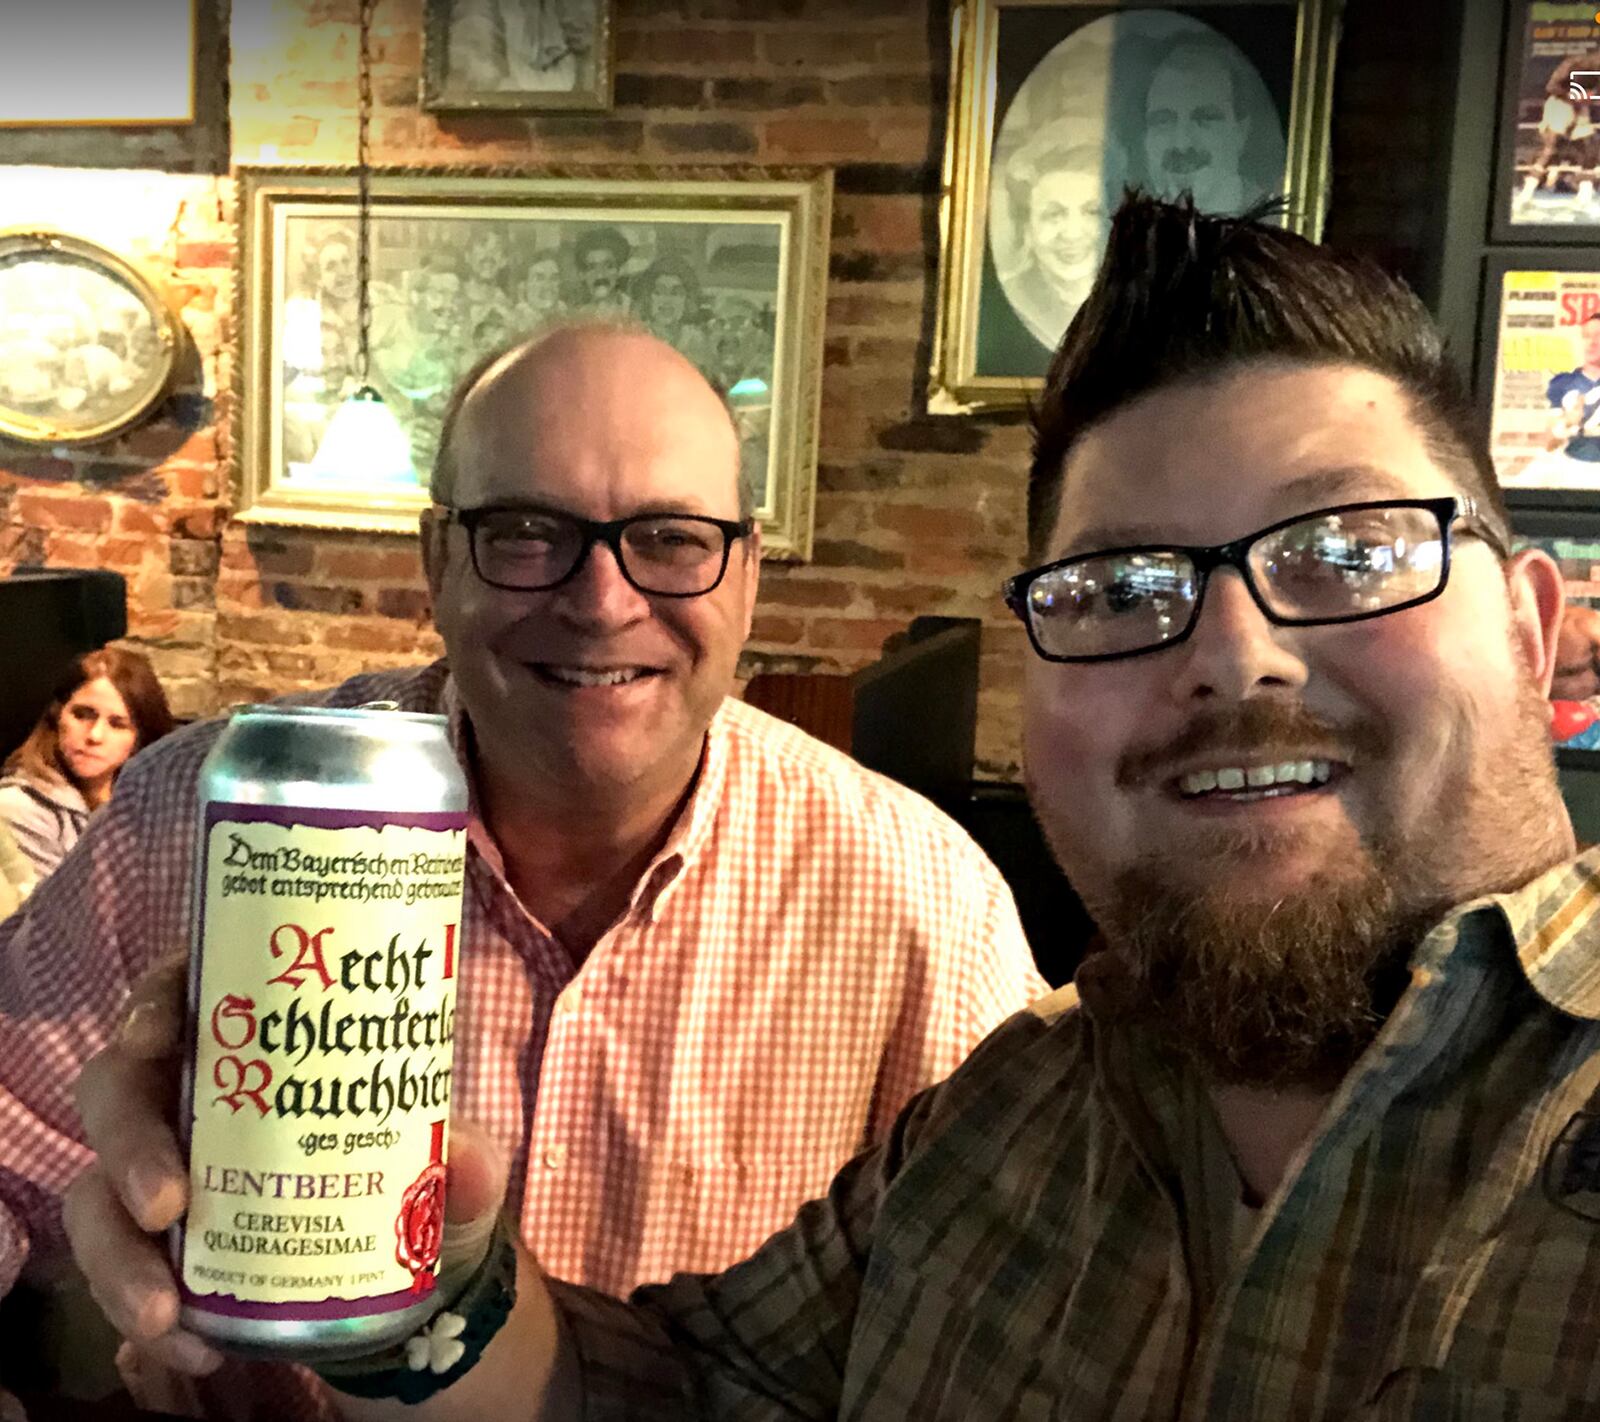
[{"x1": 1027, "y1": 193, "x2": 1512, "y2": 560}]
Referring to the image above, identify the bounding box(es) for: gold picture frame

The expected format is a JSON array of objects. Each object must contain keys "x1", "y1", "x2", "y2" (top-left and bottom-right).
[
  {"x1": 235, "y1": 165, "x2": 830, "y2": 558},
  {"x1": 421, "y1": 0, "x2": 614, "y2": 114},
  {"x1": 0, "y1": 230, "x2": 182, "y2": 445},
  {"x1": 0, "y1": 0, "x2": 196, "y2": 127},
  {"x1": 929, "y1": 0, "x2": 1341, "y2": 413}
]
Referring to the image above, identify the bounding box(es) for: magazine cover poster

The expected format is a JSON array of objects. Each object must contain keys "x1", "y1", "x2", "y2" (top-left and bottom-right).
[
  {"x1": 1489, "y1": 268, "x2": 1600, "y2": 491},
  {"x1": 1508, "y1": 4, "x2": 1600, "y2": 226}
]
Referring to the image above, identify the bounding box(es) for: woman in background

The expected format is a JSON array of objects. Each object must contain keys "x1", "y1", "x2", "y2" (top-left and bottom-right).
[{"x1": 0, "y1": 647, "x2": 174, "y2": 880}]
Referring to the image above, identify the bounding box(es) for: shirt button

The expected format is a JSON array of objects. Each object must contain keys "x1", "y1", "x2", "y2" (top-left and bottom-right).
[{"x1": 543, "y1": 1144, "x2": 568, "y2": 1169}]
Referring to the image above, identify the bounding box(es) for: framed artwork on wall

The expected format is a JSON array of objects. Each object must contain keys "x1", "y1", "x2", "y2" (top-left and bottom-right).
[
  {"x1": 1492, "y1": 2, "x2": 1600, "y2": 242},
  {"x1": 0, "y1": 230, "x2": 182, "y2": 445},
  {"x1": 421, "y1": 0, "x2": 613, "y2": 113},
  {"x1": 234, "y1": 165, "x2": 830, "y2": 558},
  {"x1": 1478, "y1": 248, "x2": 1600, "y2": 511},
  {"x1": 0, "y1": 0, "x2": 195, "y2": 127},
  {"x1": 928, "y1": 0, "x2": 1340, "y2": 413},
  {"x1": 1511, "y1": 513, "x2": 1600, "y2": 771}
]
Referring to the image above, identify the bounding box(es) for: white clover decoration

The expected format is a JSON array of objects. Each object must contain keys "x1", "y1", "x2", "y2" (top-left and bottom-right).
[{"x1": 405, "y1": 1310, "x2": 468, "y2": 1375}]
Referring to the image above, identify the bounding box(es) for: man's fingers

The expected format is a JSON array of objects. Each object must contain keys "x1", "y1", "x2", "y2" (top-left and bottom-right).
[
  {"x1": 445, "y1": 1120, "x2": 506, "y2": 1225},
  {"x1": 63, "y1": 1165, "x2": 195, "y2": 1356},
  {"x1": 116, "y1": 953, "x2": 188, "y2": 1060},
  {"x1": 74, "y1": 1047, "x2": 187, "y2": 1233}
]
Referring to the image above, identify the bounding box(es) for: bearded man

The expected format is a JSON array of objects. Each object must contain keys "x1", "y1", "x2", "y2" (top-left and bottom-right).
[{"x1": 77, "y1": 196, "x2": 1600, "y2": 1418}]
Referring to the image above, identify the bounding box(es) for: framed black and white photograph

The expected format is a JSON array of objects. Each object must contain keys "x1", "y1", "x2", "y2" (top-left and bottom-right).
[
  {"x1": 929, "y1": 0, "x2": 1340, "y2": 412},
  {"x1": 235, "y1": 166, "x2": 830, "y2": 558},
  {"x1": 1493, "y1": 2, "x2": 1600, "y2": 241},
  {"x1": 0, "y1": 229, "x2": 182, "y2": 445},
  {"x1": 422, "y1": 0, "x2": 613, "y2": 113},
  {"x1": 1479, "y1": 249, "x2": 1600, "y2": 508}
]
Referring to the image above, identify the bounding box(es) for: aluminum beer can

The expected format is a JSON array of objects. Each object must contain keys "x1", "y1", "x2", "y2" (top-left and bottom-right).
[{"x1": 175, "y1": 703, "x2": 469, "y2": 1361}]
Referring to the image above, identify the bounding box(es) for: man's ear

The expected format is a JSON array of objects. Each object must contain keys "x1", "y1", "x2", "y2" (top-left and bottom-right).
[
  {"x1": 419, "y1": 508, "x2": 447, "y2": 603},
  {"x1": 1505, "y1": 545, "x2": 1567, "y2": 695},
  {"x1": 741, "y1": 523, "x2": 762, "y2": 641}
]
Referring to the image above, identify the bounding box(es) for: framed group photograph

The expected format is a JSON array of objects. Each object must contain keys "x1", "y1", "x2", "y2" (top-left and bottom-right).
[
  {"x1": 234, "y1": 165, "x2": 830, "y2": 558},
  {"x1": 1492, "y1": 2, "x2": 1600, "y2": 242},
  {"x1": 422, "y1": 0, "x2": 613, "y2": 113},
  {"x1": 929, "y1": 0, "x2": 1340, "y2": 413},
  {"x1": 1478, "y1": 249, "x2": 1600, "y2": 509},
  {"x1": 0, "y1": 230, "x2": 182, "y2": 445}
]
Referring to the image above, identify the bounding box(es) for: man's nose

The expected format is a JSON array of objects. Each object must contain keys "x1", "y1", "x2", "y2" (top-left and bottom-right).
[
  {"x1": 552, "y1": 540, "x2": 651, "y2": 626},
  {"x1": 1164, "y1": 568, "x2": 1309, "y2": 705}
]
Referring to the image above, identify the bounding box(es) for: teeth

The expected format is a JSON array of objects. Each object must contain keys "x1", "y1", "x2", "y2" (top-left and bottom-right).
[
  {"x1": 542, "y1": 666, "x2": 647, "y2": 687},
  {"x1": 1177, "y1": 760, "x2": 1334, "y2": 797}
]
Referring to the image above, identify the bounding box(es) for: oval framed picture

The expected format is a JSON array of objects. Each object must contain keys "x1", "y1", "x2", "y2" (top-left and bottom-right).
[{"x1": 0, "y1": 229, "x2": 182, "y2": 444}]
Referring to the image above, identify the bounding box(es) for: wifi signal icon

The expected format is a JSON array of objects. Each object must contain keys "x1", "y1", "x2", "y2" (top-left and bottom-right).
[{"x1": 1571, "y1": 71, "x2": 1600, "y2": 100}]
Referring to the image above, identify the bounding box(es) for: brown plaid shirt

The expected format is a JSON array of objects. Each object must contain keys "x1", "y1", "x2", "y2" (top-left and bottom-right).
[{"x1": 553, "y1": 852, "x2": 1600, "y2": 1419}]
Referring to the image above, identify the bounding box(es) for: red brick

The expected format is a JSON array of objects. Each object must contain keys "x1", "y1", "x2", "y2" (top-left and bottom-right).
[
  {"x1": 760, "y1": 117, "x2": 870, "y2": 159},
  {"x1": 221, "y1": 540, "x2": 315, "y2": 576},
  {"x1": 755, "y1": 577, "x2": 855, "y2": 609},
  {"x1": 376, "y1": 587, "x2": 432, "y2": 622},
  {"x1": 215, "y1": 573, "x2": 267, "y2": 611},
  {"x1": 175, "y1": 241, "x2": 231, "y2": 268},
  {"x1": 171, "y1": 505, "x2": 225, "y2": 540},
  {"x1": 318, "y1": 546, "x2": 426, "y2": 582},
  {"x1": 218, "y1": 613, "x2": 306, "y2": 648},
  {"x1": 748, "y1": 613, "x2": 805, "y2": 644},
  {"x1": 97, "y1": 537, "x2": 155, "y2": 570},
  {"x1": 117, "y1": 504, "x2": 166, "y2": 537},
  {"x1": 805, "y1": 617, "x2": 904, "y2": 652},
  {"x1": 874, "y1": 505, "x2": 969, "y2": 539},
  {"x1": 616, "y1": 29, "x2": 757, "y2": 65},
  {"x1": 321, "y1": 621, "x2": 426, "y2": 655},
  {"x1": 15, "y1": 492, "x2": 114, "y2": 532}
]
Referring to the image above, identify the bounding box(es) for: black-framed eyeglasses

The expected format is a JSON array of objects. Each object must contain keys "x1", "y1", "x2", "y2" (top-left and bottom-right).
[
  {"x1": 1002, "y1": 497, "x2": 1509, "y2": 664},
  {"x1": 439, "y1": 504, "x2": 755, "y2": 597}
]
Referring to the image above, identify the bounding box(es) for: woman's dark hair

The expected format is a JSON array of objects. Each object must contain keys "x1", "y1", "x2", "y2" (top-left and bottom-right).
[
  {"x1": 5, "y1": 646, "x2": 175, "y2": 791},
  {"x1": 1028, "y1": 192, "x2": 1512, "y2": 558}
]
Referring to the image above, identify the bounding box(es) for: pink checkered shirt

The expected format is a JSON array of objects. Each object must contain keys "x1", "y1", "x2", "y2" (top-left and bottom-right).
[{"x1": 0, "y1": 662, "x2": 1045, "y2": 1419}]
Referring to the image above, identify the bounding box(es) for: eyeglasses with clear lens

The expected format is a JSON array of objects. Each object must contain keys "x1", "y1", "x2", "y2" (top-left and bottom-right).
[
  {"x1": 1002, "y1": 497, "x2": 1502, "y2": 664},
  {"x1": 443, "y1": 505, "x2": 754, "y2": 597}
]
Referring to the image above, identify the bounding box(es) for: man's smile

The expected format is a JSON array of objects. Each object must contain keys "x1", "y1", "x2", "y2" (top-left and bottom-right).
[{"x1": 1175, "y1": 759, "x2": 1338, "y2": 800}]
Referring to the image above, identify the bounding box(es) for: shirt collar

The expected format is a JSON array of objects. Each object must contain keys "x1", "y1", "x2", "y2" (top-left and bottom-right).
[
  {"x1": 1482, "y1": 846, "x2": 1600, "y2": 1019},
  {"x1": 440, "y1": 670, "x2": 731, "y2": 923}
]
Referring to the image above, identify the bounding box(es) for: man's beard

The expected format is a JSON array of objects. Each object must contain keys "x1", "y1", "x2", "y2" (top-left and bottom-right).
[
  {"x1": 1047, "y1": 675, "x2": 1569, "y2": 1089},
  {"x1": 1105, "y1": 842, "x2": 1424, "y2": 1088}
]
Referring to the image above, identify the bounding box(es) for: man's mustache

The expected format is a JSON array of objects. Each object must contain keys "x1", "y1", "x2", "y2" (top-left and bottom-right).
[
  {"x1": 1158, "y1": 146, "x2": 1214, "y2": 175},
  {"x1": 1115, "y1": 701, "x2": 1386, "y2": 788}
]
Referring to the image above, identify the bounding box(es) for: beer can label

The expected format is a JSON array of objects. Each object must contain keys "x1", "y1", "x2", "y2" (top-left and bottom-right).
[{"x1": 180, "y1": 802, "x2": 467, "y2": 1320}]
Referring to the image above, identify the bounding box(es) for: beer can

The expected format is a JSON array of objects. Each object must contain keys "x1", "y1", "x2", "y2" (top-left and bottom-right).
[{"x1": 175, "y1": 703, "x2": 469, "y2": 1361}]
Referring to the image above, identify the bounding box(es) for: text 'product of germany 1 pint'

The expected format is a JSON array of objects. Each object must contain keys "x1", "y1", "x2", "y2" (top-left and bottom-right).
[{"x1": 175, "y1": 703, "x2": 469, "y2": 1361}]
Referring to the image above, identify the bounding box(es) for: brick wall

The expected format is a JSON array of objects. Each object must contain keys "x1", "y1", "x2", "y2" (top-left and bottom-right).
[{"x1": 0, "y1": 0, "x2": 1442, "y2": 779}]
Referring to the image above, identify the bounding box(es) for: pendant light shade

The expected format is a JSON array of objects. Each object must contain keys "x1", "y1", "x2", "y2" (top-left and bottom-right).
[{"x1": 306, "y1": 384, "x2": 415, "y2": 486}]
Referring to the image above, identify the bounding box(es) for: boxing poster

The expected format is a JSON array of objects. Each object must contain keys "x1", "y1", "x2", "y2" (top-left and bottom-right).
[{"x1": 1506, "y1": 5, "x2": 1600, "y2": 227}]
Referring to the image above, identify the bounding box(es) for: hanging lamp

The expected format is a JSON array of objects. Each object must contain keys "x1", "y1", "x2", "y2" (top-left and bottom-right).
[{"x1": 307, "y1": 0, "x2": 415, "y2": 487}]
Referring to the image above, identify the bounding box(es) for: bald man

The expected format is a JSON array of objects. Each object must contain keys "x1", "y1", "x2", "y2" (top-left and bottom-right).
[{"x1": 0, "y1": 322, "x2": 1045, "y2": 1420}]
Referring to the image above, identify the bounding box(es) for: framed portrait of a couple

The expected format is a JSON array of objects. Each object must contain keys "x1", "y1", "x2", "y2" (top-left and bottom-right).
[
  {"x1": 929, "y1": 0, "x2": 1340, "y2": 412},
  {"x1": 422, "y1": 0, "x2": 613, "y2": 113},
  {"x1": 234, "y1": 166, "x2": 830, "y2": 559}
]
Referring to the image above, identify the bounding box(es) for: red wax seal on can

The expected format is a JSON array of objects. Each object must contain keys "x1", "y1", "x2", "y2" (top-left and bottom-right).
[{"x1": 395, "y1": 1157, "x2": 447, "y2": 1291}]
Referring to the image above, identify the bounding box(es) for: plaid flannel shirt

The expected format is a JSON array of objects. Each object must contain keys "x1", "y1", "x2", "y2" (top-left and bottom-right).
[{"x1": 555, "y1": 852, "x2": 1600, "y2": 1421}]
